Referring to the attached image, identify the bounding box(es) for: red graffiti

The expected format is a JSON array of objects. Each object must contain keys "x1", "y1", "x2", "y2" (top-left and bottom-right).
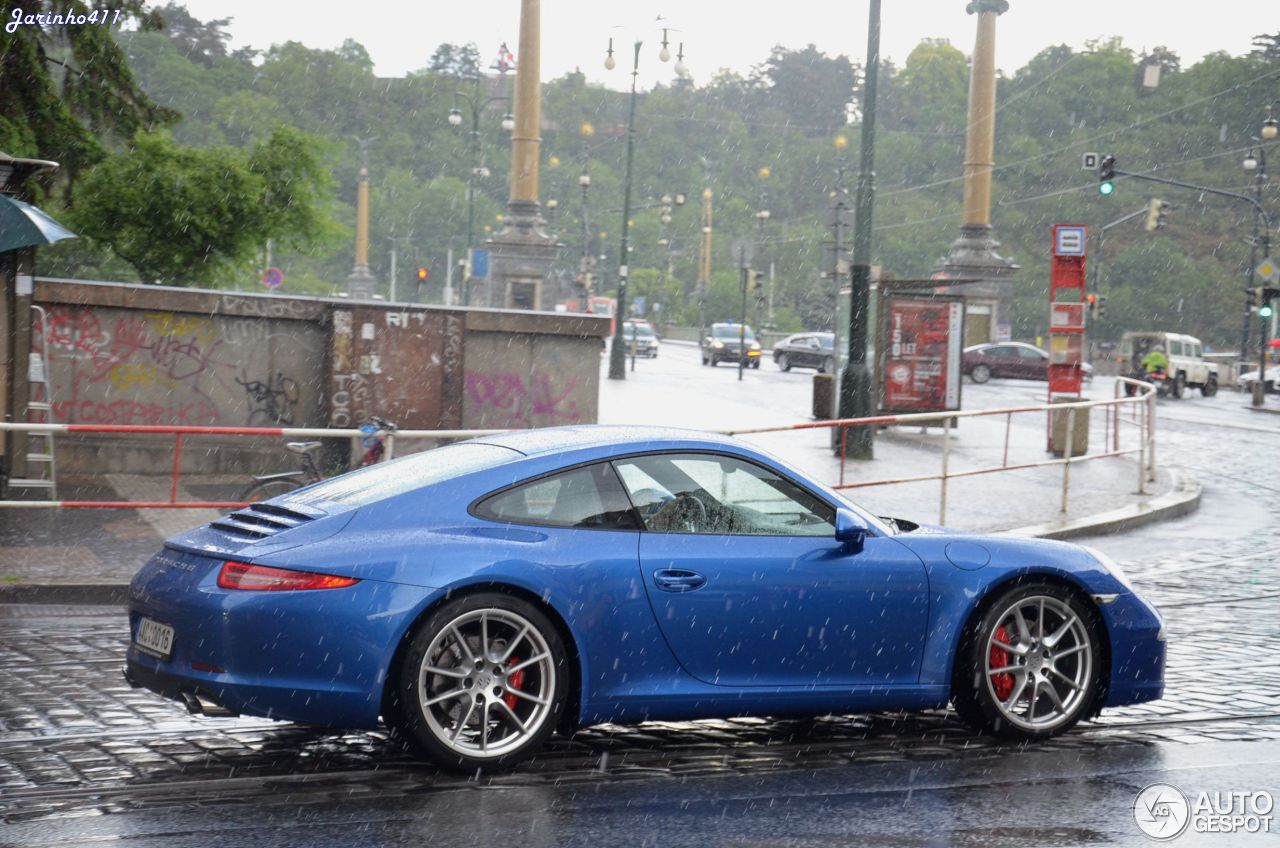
[
  {"x1": 39, "y1": 306, "x2": 229, "y2": 425},
  {"x1": 51, "y1": 399, "x2": 220, "y2": 426},
  {"x1": 464, "y1": 371, "x2": 581, "y2": 428}
]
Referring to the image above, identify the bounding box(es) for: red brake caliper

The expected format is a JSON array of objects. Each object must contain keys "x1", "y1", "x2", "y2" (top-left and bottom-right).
[
  {"x1": 989, "y1": 625, "x2": 1014, "y2": 700},
  {"x1": 504, "y1": 657, "x2": 524, "y2": 711}
]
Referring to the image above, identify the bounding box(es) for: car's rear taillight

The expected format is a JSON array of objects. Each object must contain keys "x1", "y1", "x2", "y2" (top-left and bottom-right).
[{"x1": 217, "y1": 561, "x2": 359, "y2": 591}]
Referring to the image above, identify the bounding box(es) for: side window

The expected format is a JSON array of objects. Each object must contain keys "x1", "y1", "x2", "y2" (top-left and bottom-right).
[
  {"x1": 1169, "y1": 340, "x2": 1183, "y2": 357},
  {"x1": 612, "y1": 453, "x2": 835, "y2": 537},
  {"x1": 475, "y1": 463, "x2": 638, "y2": 530},
  {"x1": 1018, "y1": 346, "x2": 1043, "y2": 359}
]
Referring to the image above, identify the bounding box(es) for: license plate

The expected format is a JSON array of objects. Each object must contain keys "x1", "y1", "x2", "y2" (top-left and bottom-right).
[{"x1": 134, "y1": 617, "x2": 175, "y2": 659}]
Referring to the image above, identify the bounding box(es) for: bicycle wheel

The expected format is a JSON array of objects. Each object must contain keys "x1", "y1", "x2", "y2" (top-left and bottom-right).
[{"x1": 240, "y1": 478, "x2": 304, "y2": 503}]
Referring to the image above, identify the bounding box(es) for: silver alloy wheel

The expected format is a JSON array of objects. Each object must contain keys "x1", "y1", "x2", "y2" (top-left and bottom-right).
[
  {"x1": 984, "y1": 595, "x2": 1093, "y2": 732},
  {"x1": 417, "y1": 608, "x2": 556, "y2": 759}
]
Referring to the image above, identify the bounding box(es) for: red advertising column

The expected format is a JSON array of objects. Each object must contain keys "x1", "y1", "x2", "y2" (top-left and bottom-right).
[
  {"x1": 1048, "y1": 224, "x2": 1088, "y2": 451},
  {"x1": 877, "y1": 294, "x2": 965, "y2": 415}
]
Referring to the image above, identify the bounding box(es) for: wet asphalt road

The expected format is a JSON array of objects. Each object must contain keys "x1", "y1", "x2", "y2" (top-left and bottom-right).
[{"x1": 3, "y1": 349, "x2": 1280, "y2": 845}]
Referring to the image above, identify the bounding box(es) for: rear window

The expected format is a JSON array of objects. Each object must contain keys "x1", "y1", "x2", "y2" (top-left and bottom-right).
[
  {"x1": 474, "y1": 462, "x2": 639, "y2": 530},
  {"x1": 291, "y1": 443, "x2": 518, "y2": 507},
  {"x1": 713, "y1": 325, "x2": 755, "y2": 341}
]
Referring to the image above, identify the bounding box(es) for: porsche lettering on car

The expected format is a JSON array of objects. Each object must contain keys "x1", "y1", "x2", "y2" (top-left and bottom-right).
[{"x1": 125, "y1": 426, "x2": 1165, "y2": 771}]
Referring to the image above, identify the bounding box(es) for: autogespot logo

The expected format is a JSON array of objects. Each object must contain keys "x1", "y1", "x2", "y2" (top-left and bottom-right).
[
  {"x1": 1135, "y1": 784, "x2": 1190, "y2": 840},
  {"x1": 1134, "y1": 783, "x2": 1275, "y2": 840}
]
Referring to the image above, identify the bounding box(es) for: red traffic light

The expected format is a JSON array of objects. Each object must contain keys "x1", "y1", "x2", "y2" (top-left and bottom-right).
[{"x1": 416, "y1": 267, "x2": 429, "y2": 282}]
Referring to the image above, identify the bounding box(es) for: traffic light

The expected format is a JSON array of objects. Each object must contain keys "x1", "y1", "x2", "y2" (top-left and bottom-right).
[
  {"x1": 1144, "y1": 199, "x2": 1166, "y2": 231},
  {"x1": 1260, "y1": 287, "x2": 1277, "y2": 319},
  {"x1": 1087, "y1": 293, "x2": 1098, "y2": 319},
  {"x1": 416, "y1": 267, "x2": 429, "y2": 283},
  {"x1": 1098, "y1": 155, "x2": 1116, "y2": 195},
  {"x1": 1097, "y1": 294, "x2": 1107, "y2": 318}
]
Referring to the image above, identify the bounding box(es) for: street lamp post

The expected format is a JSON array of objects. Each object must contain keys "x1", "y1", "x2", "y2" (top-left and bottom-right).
[
  {"x1": 604, "y1": 31, "x2": 687, "y2": 381},
  {"x1": 1242, "y1": 144, "x2": 1266, "y2": 366},
  {"x1": 448, "y1": 65, "x2": 514, "y2": 305},
  {"x1": 838, "y1": 0, "x2": 881, "y2": 458},
  {"x1": 578, "y1": 165, "x2": 592, "y2": 299},
  {"x1": 755, "y1": 197, "x2": 770, "y2": 328}
]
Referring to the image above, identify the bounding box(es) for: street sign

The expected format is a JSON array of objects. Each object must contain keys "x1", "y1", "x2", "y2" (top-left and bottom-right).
[
  {"x1": 1053, "y1": 225, "x2": 1087, "y2": 256},
  {"x1": 261, "y1": 266, "x2": 284, "y2": 288},
  {"x1": 1081, "y1": 152, "x2": 1099, "y2": 171},
  {"x1": 1255, "y1": 257, "x2": 1279, "y2": 284},
  {"x1": 470, "y1": 248, "x2": 490, "y2": 279},
  {"x1": 730, "y1": 238, "x2": 754, "y2": 268}
]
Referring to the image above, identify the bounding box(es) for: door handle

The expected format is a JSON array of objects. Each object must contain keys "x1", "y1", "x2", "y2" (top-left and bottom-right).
[{"x1": 653, "y1": 568, "x2": 707, "y2": 592}]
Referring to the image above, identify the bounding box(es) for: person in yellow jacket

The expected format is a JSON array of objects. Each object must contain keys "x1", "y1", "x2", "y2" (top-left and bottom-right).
[{"x1": 1141, "y1": 345, "x2": 1169, "y2": 375}]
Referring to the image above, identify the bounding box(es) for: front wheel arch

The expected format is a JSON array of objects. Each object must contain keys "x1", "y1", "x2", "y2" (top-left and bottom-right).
[
  {"x1": 949, "y1": 572, "x2": 1111, "y2": 720},
  {"x1": 382, "y1": 581, "x2": 584, "y2": 735}
]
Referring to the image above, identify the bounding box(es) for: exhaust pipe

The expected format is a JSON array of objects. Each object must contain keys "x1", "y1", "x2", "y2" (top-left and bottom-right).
[{"x1": 180, "y1": 691, "x2": 238, "y2": 718}]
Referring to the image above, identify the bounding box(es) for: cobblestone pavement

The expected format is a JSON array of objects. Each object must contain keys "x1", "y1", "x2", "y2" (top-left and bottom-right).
[{"x1": 1, "y1": 390, "x2": 1277, "y2": 826}]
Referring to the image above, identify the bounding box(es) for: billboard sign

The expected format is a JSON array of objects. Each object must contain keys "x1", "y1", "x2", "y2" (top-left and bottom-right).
[{"x1": 877, "y1": 294, "x2": 964, "y2": 414}]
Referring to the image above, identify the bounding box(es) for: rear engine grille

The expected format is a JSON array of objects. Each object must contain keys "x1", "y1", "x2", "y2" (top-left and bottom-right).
[{"x1": 209, "y1": 503, "x2": 316, "y2": 541}]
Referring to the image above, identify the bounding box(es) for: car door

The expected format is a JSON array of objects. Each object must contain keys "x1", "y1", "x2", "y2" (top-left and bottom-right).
[
  {"x1": 790, "y1": 335, "x2": 813, "y2": 368},
  {"x1": 1016, "y1": 345, "x2": 1048, "y2": 379},
  {"x1": 614, "y1": 452, "x2": 930, "y2": 688}
]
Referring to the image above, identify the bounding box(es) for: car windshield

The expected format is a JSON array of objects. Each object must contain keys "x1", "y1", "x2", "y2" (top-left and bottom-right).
[
  {"x1": 623, "y1": 324, "x2": 656, "y2": 338},
  {"x1": 289, "y1": 442, "x2": 518, "y2": 507},
  {"x1": 713, "y1": 325, "x2": 755, "y2": 341}
]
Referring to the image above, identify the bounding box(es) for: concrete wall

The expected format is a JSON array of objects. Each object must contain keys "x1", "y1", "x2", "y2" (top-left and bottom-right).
[{"x1": 28, "y1": 279, "x2": 609, "y2": 475}]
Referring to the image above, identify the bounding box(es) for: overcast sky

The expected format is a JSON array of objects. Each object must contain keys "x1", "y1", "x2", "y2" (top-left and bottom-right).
[{"x1": 180, "y1": 0, "x2": 1269, "y2": 88}]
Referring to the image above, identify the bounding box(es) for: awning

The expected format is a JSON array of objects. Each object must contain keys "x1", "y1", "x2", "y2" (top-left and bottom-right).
[{"x1": 0, "y1": 194, "x2": 77, "y2": 253}]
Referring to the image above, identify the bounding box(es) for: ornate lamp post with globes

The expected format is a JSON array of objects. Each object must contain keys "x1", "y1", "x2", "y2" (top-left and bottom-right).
[
  {"x1": 448, "y1": 60, "x2": 514, "y2": 304},
  {"x1": 604, "y1": 29, "x2": 688, "y2": 380}
]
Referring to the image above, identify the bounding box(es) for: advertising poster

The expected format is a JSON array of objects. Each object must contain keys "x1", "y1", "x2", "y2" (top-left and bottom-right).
[{"x1": 878, "y1": 295, "x2": 964, "y2": 414}]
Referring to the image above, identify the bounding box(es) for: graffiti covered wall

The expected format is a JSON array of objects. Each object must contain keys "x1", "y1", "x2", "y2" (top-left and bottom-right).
[
  {"x1": 38, "y1": 305, "x2": 325, "y2": 428},
  {"x1": 28, "y1": 280, "x2": 609, "y2": 474}
]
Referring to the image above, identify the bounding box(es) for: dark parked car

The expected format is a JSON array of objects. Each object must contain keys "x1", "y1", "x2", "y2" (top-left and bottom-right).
[
  {"x1": 963, "y1": 342, "x2": 1093, "y2": 383},
  {"x1": 620, "y1": 322, "x2": 658, "y2": 358},
  {"x1": 701, "y1": 322, "x2": 762, "y2": 368},
  {"x1": 774, "y1": 332, "x2": 835, "y2": 373}
]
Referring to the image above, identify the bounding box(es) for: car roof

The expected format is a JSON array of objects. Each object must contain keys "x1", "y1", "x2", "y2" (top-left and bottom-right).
[{"x1": 470, "y1": 424, "x2": 742, "y2": 458}]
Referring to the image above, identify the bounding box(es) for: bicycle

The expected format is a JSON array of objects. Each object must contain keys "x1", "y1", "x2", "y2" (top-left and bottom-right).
[{"x1": 240, "y1": 416, "x2": 398, "y2": 503}]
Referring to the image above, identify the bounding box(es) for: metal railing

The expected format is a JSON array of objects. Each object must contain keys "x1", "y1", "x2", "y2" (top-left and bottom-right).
[
  {"x1": 0, "y1": 383, "x2": 1155, "y2": 518},
  {"x1": 720, "y1": 379, "x2": 1157, "y2": 525},
  {"x1": 0, "y1": 423, "x2": 503, "y2": 508}
]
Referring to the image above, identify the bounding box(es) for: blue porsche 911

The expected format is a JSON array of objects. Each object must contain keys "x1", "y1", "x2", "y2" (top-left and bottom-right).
[{"x1": 125, "y1": 426, "x2": 1165, "y2": 771}]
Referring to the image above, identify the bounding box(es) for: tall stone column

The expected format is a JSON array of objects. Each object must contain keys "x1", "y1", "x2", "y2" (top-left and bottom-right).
[
  {"x1": 481, "y1": 0, "x2": 561, "y2": 310},
  {"x1": 933, "y1": 0, "x2": 1019, "y2": 345},
  {"x1": 346, "y1": 140, "x2": 377, "y2": 299}
]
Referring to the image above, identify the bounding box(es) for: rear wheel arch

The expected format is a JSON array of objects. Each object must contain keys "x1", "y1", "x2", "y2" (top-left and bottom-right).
[
  {"x1": 949, "y1": 571, "x2": 1111, "y2": 713},
  {"x1": 382, "y1": 581, "x2": 585, "y2": 733}
]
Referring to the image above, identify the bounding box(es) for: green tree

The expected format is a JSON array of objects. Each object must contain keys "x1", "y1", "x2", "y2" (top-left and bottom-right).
[
  {"x1": 753, "y1": 44, "x2": 856, "y2": 135},
  {"x1": 426, "y1": 42, "x2": 480, "y2": 78},
  {"x1": 0, "y1": 0, "x2": 174, "y2": 189},
  {"x1": 72, "y1": 128, "x2": 336, "y2": 284},
  {"x1": 153, "y1": 2, "x2": 232, "y2": 67}
]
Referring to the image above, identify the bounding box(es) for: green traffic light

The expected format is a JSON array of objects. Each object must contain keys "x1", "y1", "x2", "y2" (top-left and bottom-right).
[
  {"x1": 1099, "y1": 181, "x2": 1115, "y2": 196},
  {"x1": 1261, "y1": 303, "x2": 1275, "y2": 319}
]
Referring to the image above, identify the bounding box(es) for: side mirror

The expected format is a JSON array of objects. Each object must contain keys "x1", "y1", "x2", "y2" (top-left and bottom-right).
[{"x1": 834, "y1": 508, "x2": 868, "y2": 553}]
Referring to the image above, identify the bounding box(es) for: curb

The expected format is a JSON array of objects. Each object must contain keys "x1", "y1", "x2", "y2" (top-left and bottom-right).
[
  {"x1": 0, "y1": 583, "x2": 129, "y2": 605},
  {"x1": 1002, "y1": 467, "x2": 1200, "y2": 541}
]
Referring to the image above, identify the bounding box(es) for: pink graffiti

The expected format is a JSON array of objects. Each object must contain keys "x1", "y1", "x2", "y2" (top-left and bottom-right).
[{"x1": 464, "y1": 371, "x2": 581, "y2": 428}]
